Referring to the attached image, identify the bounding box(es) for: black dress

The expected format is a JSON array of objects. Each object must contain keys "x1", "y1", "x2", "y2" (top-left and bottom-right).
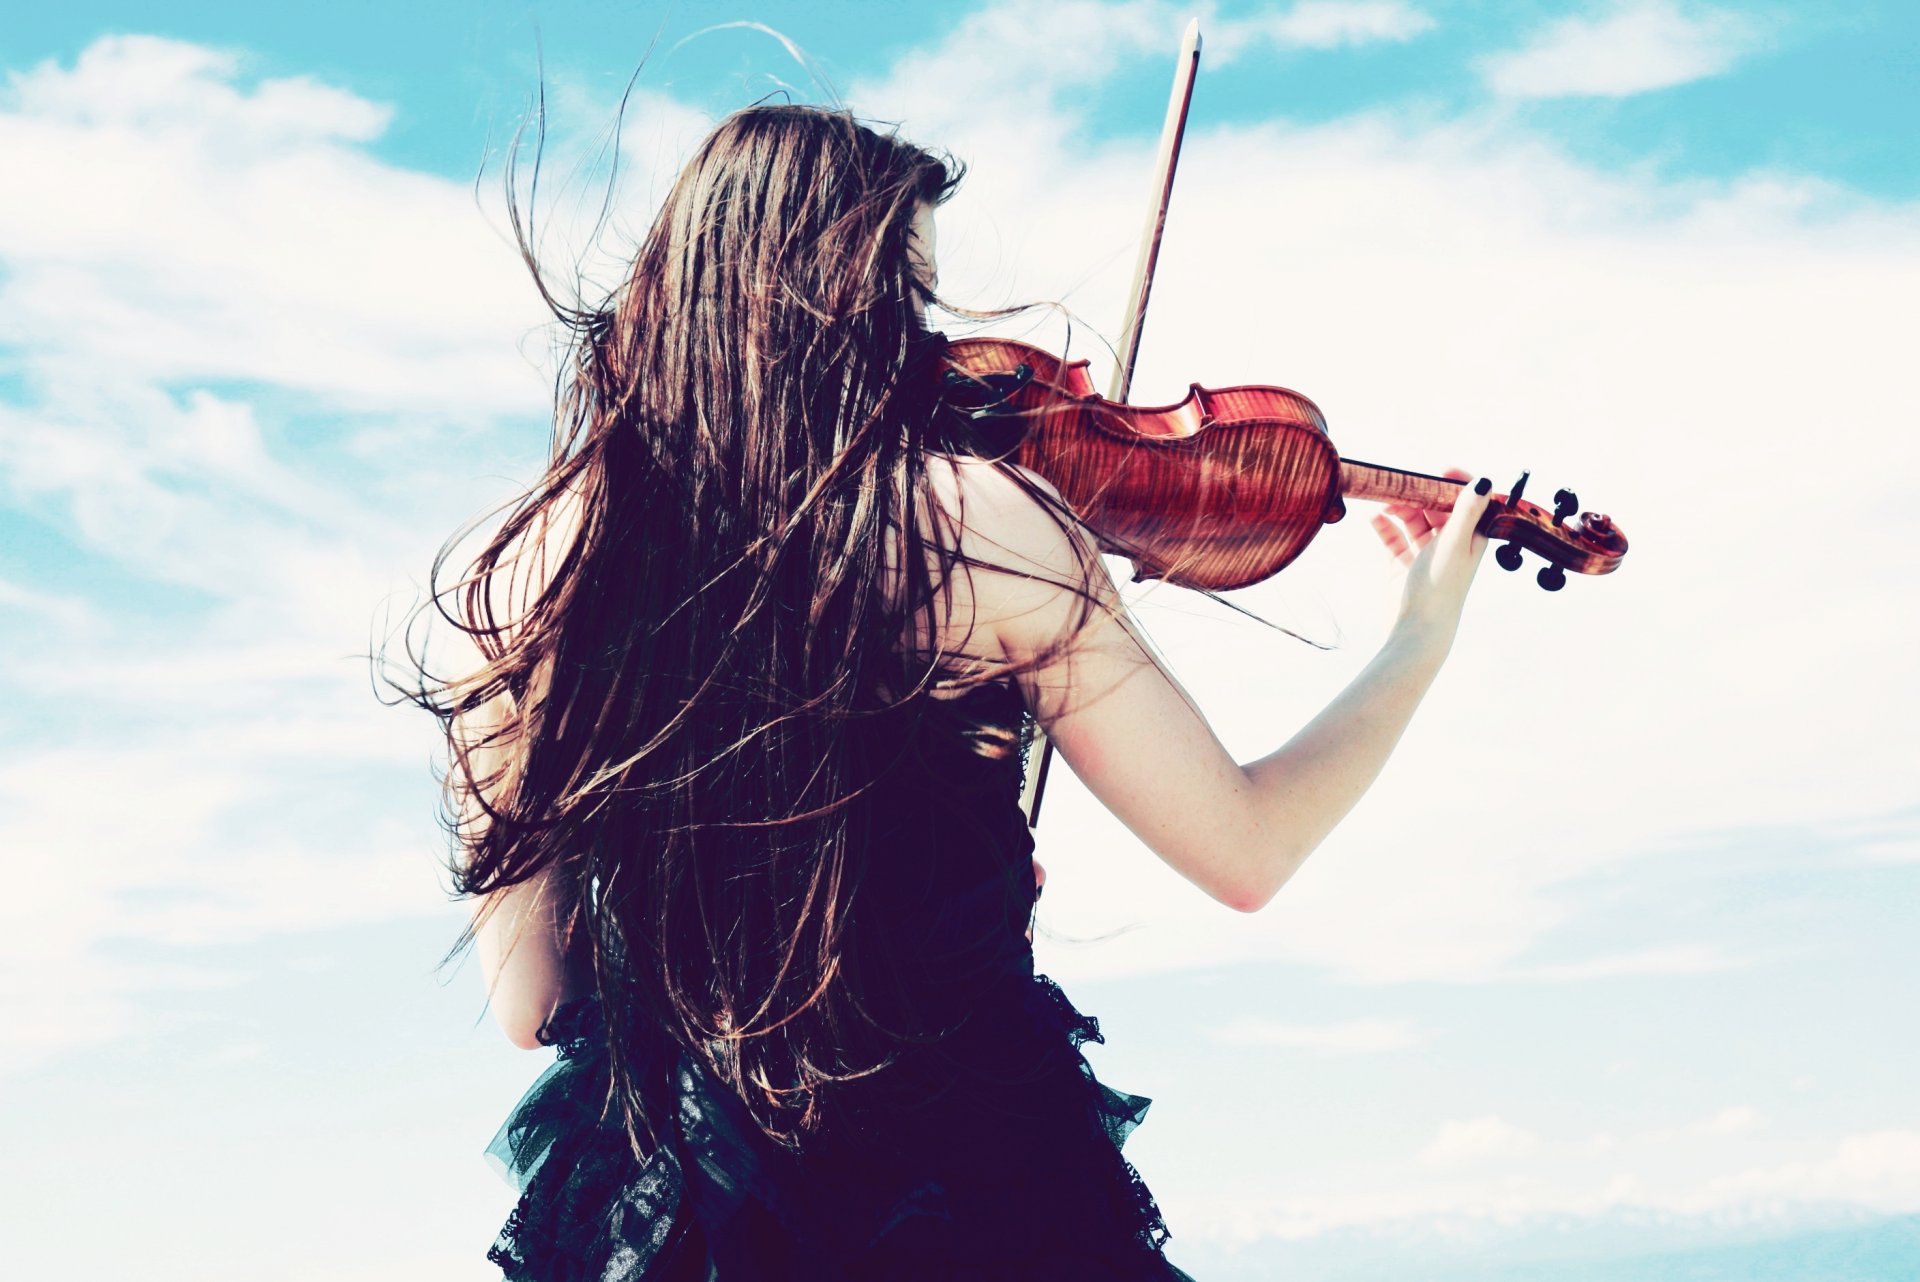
[{"x1": 481, "y1": 680, "x2": 1197, "y2": 1281}]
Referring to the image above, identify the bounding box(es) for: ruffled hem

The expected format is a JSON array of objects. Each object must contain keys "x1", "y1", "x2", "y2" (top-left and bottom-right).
[
  {"x1": 1024, "y1": 972, "x2": 1171, "y2": 1255},
  {"x1": 484, "y1": 974, "x2": 1189, "y2": 1281}
]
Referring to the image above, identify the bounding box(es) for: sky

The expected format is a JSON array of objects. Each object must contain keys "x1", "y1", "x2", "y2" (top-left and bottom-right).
[{"x1": 2, "y1": 2, "x2": 1916, "y2": 1279}]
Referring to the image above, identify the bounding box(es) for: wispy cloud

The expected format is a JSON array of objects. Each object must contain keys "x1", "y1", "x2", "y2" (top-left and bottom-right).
[
  {"x1": 1418, "y1": 1115, "x2": 1540, "y2": 1166},
  {"x1": 1213, "y1": 1, "x2": 1436, "y2": 60},
  {"x1": 1517, "y1": 944, "x2": 1739, "y2": 982},
  {"x1": 0, "y1": 574, "x2": 94, "y2": 628},
  {"x1": 1692, "y1": 1130, "x2": 1920, "y2": 1215},
  {"x1": 1480, "y1": 0, "x2": 1770, "y2": 99},
  {"x1": 1855, "y1": 837, "x2": 1920, "y2": 865},
  {"x1": 0, "y1": 34, "x2": 548, "y2": 413},
  {"x1": 1698, "y1": 1105, "x2": 1763, "y2": 1136},
  {"x1": 1169, "y1": 1127, "x2": 1920, "y2": 1244},
  {"x1": 5, "y1": 34, "x2": 391, "y2": 142},
  {"x1": 1591, "y1": 1104, "x2": 1767, "y2": 1154},
  {"x1": 1209, "y1": 1015, "x2": 1416, "y2": 1053},
  {"x1": 848, "y1": 1, "x2": 1434, "y2": 128},
  {"x1": 0, "y1": 35, "x2": 553, "y2": 1069},
  {"x1": 0, "y1": 734, "x2": 451, "y2": 1069}
]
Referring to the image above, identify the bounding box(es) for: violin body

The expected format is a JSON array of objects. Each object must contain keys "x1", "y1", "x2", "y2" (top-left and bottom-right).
[
  {"x1": 939, "y1": 336, "x2": 1628, "y2": 593},
  {"x1": 942, "y1": 337, "x2": 1345, "y2": 590}
]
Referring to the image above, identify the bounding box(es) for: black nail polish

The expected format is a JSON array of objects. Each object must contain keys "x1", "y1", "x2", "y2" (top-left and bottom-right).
[{"x1": 1474, "y1": 477, "x2": 1491, "y2": 495}]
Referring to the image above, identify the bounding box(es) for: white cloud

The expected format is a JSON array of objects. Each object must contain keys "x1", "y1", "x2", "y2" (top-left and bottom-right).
[
  {"x1": 862, "y1": 0, "x2": 1174, "y2": 122},
  {"x1": 1419, "y1": 1116, "x2": 1541, "y2": 1166},
  {"x1": 0, "y1": 33, "x2": 746, "y2": 1079},
  {"x1": 0, "y1": 574, "x2": 95, "y2": 629},
  {"x1": 1481, "y1": 0, "x2": 1768, "y2": 99},
  {"x1": 6, "y1": 34, "x2": 391, "y2": 143},
  {"x1": 850, "y1": 1, "x2": 1435, "y2": 157},
  {"x1": 0, "y1": 385, "x2": 392, "y2": 600},
  {"x1": 1855, "y1": 837, "x2": 1920, "y2": 865},
  {"x1": 1689, "y1": 1130, "x2": 1920, "y2": 1214},
  {"x1": 1214, "y1": 1, "x2": 1436, "y2": 60},
  {"x1": 1520, "y1": 944, "x2": 1738, "y2": 982},
  {"x1": 0, "y1": 733, "x2": 455, "y2": 1071},
  {"x1": 0, "y1": 35, "x2": 551, "y2": 413},
  {"x1": 1167, "y1": 1128, "x2": 1920, "y2": 1245},
  {"x1": 0, "y1": 34, "x2": 556, "y2": 1069},
  {"x1": 1209, "y1": 1015, "x2": 1416, "y2": 1053},
  {"x1": 1590, "y1": 1104, "x2": 1768, "y2": 1151},
  {"x1": 1698, "y1": 1105, "x2": 1763, "y2": 1136}
]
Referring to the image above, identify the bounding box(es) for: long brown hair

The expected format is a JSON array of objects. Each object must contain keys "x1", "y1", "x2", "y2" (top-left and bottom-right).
[{"x1": 391, "y1": 102, "x2": 1107, "y2": 1157}]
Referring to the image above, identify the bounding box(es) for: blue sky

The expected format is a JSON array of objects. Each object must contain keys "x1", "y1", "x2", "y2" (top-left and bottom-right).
[
  {"x1": 9, "y1": 1, "x2": 1920, "y2": 196},
  {"x1": 3, "y1": 3, "x2": 1917, "y2": 1280}
]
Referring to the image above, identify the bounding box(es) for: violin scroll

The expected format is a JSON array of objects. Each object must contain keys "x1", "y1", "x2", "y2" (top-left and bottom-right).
[{"x1": 1477, "y1": 483, "x2": 1629, "y2": 586}]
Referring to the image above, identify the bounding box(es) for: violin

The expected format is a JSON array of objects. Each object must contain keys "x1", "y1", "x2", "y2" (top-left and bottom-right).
[
  {"x1": 937, "y1": 336, "x2": 1629, "y2": 594},
  {"x1": 958, "y1": 20, "x2": 1628, "y2": 827}
]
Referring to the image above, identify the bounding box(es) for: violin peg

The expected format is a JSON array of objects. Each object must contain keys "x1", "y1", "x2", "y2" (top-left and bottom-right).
[
  {"x1": 1507, "y1": 469, "x2": 1531, "y2": 509},
  {"x1": 1552, "y1": 488, "x2": 1578, "y2": 525},
  {"x1": 1496, "y1": 542, "x2": 1526, "y2": 572},
  {"x1": 1536, "y1": 564, "x2": 1567, "y2": 592}
]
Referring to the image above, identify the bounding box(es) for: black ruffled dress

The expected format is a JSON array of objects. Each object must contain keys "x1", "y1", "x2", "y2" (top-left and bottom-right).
[{"x1": 481, "y1": 681, "x2": 1197, "y2": 1281}]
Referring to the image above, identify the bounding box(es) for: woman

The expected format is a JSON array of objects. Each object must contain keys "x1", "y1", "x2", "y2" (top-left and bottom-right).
[{"x1": 406, "y1": 103, "x2": 1491, "y2": 1281}]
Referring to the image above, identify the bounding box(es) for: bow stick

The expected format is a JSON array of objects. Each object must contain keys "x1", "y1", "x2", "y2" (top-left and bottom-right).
[{"x1": 1020, "y1": 18, "x2": 1203, "y2": 828}]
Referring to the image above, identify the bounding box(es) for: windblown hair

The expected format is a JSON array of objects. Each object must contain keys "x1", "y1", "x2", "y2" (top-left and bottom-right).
[{"x1": 392, "y1": 103, "x2": 1106, "y2": 1158}]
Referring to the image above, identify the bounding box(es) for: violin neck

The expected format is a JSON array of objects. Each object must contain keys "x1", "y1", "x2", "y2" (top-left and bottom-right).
[{"x1": 1338, "y1": 458, "x2": 1467, "y2": 509}]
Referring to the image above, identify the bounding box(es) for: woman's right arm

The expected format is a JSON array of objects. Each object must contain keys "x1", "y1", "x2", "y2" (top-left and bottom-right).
[{"x1": 947, "y1": 458, "x2": 1491, "y2": 914}]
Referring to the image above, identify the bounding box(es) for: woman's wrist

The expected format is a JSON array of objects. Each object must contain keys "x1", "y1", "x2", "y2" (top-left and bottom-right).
[{"x1": 1385, "y1": 609, "x2": 1460, "y2": 668}]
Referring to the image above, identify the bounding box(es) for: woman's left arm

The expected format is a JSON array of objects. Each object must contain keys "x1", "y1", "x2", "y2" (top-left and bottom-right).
[
  {"x1": 474, "y1": 865, "x2": 583, "y2": 1050},
  {"x1": 459, "y1": 690, "x2": 585, "y2": 1049}
]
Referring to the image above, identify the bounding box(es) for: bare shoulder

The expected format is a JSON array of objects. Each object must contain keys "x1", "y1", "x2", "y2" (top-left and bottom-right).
[
  {"x1": 921, "y1": 453, "x2": 1118, "y2": 662},
  {"x1": 921, "y1": 454, "x2": 1105, "y2": 594},
  {"x1": 923, "y1": 452, "x2": 1072, "y2": 547}
]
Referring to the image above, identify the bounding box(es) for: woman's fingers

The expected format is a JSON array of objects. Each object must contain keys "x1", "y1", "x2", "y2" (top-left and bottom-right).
[
  {"x1": 1385, "y1": 502, "x2": 1434, "y2": 535},
  {"x1": 1376, "y1": 467, "x2": 1484, "y2": 566},
  {"x1": 1418, "y1": 468, "x2": 1474, "y2": 532},
  {"x1": 1435, "y1": 472, "x2": 1494, "y2": 564},
  {"x1": 1376, "y1": 506, "x2": 1439, "y2": 565},
  {"x1": 1376, "y1": 512, "x2": 1438, "y2": 565},
  {"x1": 1429, "y1": 469, "x2": 1474, "y2": 525},
  {"x1": 1371, "y1": 512, "x2": 1415, "y2": 564}
]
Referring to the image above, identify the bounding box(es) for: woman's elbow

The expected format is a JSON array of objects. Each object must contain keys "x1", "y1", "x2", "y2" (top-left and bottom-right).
[
  {"x1": 478, "y1": 938, "x2": 577, "y2": 1050},
  {"x1": 1227, "y1": 879, "x2": 1276, "y2": 914},
  {"x1": 1226, "y1": 840, "x2": 1310, "y2": 914},
  {"x1": 491, "y1": 989, "x2": 565, "y2": 1050},
  {"x1": 500, "y1": 1007, "x2": 545, "y2": 1051},
  {"x1": 474, "y1": 872, "x2": 580, "y2": 1049},
  {"x1": 1202, "y1": 865, "x2": 1273, "y2": 914}
]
